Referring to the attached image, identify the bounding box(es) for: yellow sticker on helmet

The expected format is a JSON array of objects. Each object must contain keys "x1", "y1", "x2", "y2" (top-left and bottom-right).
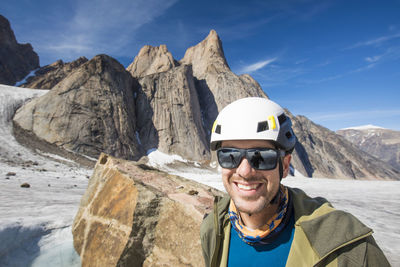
[
  {"x1": 268, "y1": 115, "x2": 276, "y2": 130},
  {"x1": 212, "y1": 120, "x2": 218, "y2": 133}
]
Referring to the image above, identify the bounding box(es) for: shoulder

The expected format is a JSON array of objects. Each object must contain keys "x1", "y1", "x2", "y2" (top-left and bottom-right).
[
  {"x1": 288, "y1": 187, "x2": 389, "y2": 265},
  {"x1": 288, "y1": 186, "x2": 369, "y2": 235}
]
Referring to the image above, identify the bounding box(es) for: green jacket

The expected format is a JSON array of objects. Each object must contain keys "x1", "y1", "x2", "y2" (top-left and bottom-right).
[{"x1": 200, "y1": 187, "x2": 390, "y2": 267}]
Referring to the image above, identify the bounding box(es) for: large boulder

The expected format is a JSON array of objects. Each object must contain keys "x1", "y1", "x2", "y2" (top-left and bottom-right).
[
  {"x1": 13, "y1": 54, "x2": 142, "y2": 160},
  {"x1": 288, "y1": 113, "x2": 400, "y2": 180},
  {"x1": 19, "y1": 57, "x2": 88, "y2": 89},
  {"x1": 72, "y1": 153, "x2": 224, "y2": 267},
  {"x1": 0, "y1": 15, "x2": 39, "y2": 85}
]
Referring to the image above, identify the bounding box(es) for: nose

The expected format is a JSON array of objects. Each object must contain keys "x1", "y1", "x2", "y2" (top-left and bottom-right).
[{"x1": 236, "y1": 157, "x2": 254, "y2": 178}]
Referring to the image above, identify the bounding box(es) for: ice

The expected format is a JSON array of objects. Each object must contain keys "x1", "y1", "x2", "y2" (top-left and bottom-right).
[
  {"x1": 14, "y1": 69, "x2": 39, "y2": 87},
  {"x1": 0, "y1": 84, "x2": 91, "y2": 266},
  {"x1": 147, "y1": 149, "x2": 188, "y2": 167}
]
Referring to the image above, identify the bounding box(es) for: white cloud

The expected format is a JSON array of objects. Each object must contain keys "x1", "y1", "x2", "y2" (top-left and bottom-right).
[
  {"x1": 347, "y1": 32, "x2": 400, "y2": 49},
  {"x1": 239, "y1": 58, "x2": 277, "y2": 73},
  {"x1": 309, "y1": 109, "x2": 400, "y2": 122},
  {"x1": 365, "y1": 55, "x2": 382, "y2": 63},
  {"x1": 33, "y1": 0, "x2": 178, "y2": 63}
]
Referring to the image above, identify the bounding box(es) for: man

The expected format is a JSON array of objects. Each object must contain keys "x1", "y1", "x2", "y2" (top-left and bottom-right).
[{"x1": 200, "y1": 97, "x2": 390, "y2": 267}]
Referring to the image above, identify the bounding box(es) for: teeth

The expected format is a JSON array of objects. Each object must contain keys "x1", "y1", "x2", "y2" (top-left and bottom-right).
[{"x1": 236, "y1": 183, "x2": 258, "y2": 190}]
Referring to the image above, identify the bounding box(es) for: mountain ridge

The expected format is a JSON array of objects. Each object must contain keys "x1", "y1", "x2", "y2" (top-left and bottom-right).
[{"x1": 4, "y1": 23, "x2": 398, "y2": 180}]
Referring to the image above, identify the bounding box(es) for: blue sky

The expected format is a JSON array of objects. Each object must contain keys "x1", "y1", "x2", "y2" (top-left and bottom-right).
[{"x1": 1, "y1": 0, "x2": 399, "y2": 131}]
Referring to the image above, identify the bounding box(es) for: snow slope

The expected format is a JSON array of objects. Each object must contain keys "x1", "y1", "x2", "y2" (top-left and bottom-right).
[{"x1": 0, "y1": 85, "x2": 398, "y2": 266}]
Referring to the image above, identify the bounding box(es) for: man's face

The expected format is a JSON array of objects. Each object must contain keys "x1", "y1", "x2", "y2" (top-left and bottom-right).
[{"x1": 220, "y1": 139, "x2": 289, "y2": 215}]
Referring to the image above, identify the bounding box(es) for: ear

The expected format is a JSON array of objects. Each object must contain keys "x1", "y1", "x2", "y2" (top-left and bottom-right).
[{"x1": 282, "y1": 154, "x2": 292, "y2": 179}]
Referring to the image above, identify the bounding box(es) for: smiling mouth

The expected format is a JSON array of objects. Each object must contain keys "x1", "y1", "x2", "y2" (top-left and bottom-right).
[{"x1": 235, "y1": 182, "x2": 262, "y2": 191}]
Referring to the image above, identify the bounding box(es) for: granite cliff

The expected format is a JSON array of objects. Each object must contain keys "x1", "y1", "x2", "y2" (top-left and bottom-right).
[{"x1": 13, "y1": 54, "x2": 142, "y2": 160}]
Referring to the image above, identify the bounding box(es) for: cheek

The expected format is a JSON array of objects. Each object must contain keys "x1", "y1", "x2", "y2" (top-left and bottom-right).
[
  {"x1": 221, "y1": 168, "x2": 233, "y2": 181},
  {"x1": 260, "y1": 170, "x2": 280, "y2": 187}
]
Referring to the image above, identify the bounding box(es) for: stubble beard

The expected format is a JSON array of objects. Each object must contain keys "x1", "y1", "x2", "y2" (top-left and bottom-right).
[{"x1": 232, "y1": 195, "x2": 271, "y2": 215}]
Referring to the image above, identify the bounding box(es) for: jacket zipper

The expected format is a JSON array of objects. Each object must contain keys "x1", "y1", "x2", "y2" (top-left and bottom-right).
[{"x1": 211, "y1": 198, "x2": 222, "y2": 267}]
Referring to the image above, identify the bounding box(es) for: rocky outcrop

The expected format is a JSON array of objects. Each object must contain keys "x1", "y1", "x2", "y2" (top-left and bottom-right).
[
  {"x1": 0, "y1": 15, "x2": 39, "y2": 85},
  {"x1": 127, "y1": 45, "x2": 177, "y2": 78},
  {"x1": 19, "y1": 57, "x2": 88, "y2": 89},
  {"x1": 72, "y1": 153, "x2": 224, "y2": 267},
  {"x1": 135, "y1": 65, "x2": 210, "y2": 160},
  {"x1": 13, "y1": 54, "x2": 142, "y2": 160},
  {"x1": 288, "y1": 113, "x2": 400, "y2": 180},
  {"x1": 337, "y1": 126, "x2": 400, "y2": 171}
]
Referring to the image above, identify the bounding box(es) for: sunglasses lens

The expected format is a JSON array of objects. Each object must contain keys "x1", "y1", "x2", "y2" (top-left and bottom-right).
[
  {"x1": 217, "y1": 148, "x2": 243, "y2": 169},
  {"x1": 217, "y1": 148, "x2": 279, "y2": 170},
  {"x1": 247, "y1": 149, "x2": 278, "y2": 170}
]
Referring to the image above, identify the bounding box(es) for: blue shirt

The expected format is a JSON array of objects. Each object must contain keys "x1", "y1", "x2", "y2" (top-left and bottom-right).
[{"x1": 227, "y1": 214, "x2": 295, "y2": 267}]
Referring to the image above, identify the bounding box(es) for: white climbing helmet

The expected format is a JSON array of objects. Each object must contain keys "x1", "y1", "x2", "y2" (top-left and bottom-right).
[{"x1": 210, "y1": 97, "x2": 296, "y2": 152}]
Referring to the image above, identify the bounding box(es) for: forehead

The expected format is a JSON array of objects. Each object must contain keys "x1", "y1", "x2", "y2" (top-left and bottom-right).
[{"x1": 221, "y1": 140, "x2": 276, "y2": 149}]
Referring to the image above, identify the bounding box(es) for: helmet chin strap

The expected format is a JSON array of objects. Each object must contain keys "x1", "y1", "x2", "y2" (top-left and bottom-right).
[{"x1": 269, "y1": 157, "x2": 283, "y2": 205}]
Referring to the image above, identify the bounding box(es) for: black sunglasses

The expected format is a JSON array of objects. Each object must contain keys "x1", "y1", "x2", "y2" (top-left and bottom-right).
[{"x1": 216, "y1": 147, "x2": 285, "y2": 170}]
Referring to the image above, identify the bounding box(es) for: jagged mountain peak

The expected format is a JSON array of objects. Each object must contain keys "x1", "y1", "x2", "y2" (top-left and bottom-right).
[
  {"x1": 180, "y1": 29, "x2": 230, "y2": 78},
  {"x1": 126, "y1": 44, "x2": 177, "y2": 78}
]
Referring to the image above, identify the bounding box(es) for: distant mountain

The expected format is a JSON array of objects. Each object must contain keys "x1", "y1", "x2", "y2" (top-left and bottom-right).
[
  {"x1": 0, "y1": 15, "x2": 39, "y2": 85},
  {"x1": 289, "y1": 116, "x2": 399, "y2": 180},
  {"x1": 337, "y1": 126, "x2": 400, "y2": 171}
]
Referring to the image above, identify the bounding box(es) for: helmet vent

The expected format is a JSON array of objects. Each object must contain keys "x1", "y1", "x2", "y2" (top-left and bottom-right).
[
  {"x1": 215, "y1": 125, "x2": 221, "y2": 134},
  {"x1": 278, "y1": 114, "x2": 287, "y2": 125},
  {"x1": 257, "y1": 121, "x2": 269, "y2": 132}
]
